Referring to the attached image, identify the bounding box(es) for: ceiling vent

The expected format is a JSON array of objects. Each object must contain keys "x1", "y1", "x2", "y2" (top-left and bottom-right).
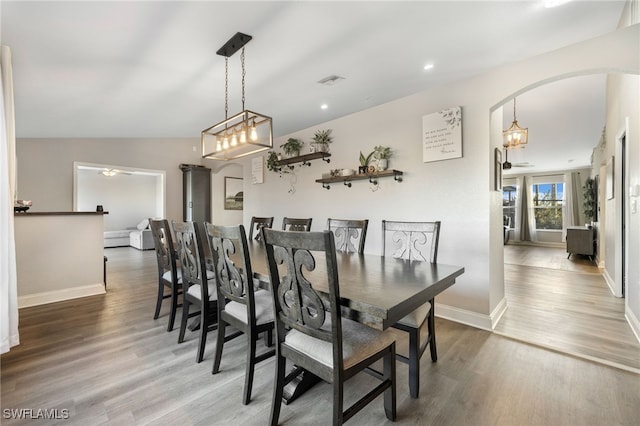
[{"x1": 317, "y1": 75, "x2": 345, "y2": 86}]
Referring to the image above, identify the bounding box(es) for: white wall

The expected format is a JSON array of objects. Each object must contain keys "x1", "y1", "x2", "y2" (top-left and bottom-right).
[
  {"x1": 211, "y1": 163, "x2": 244, "y2": 226},
  {"x1": 76, "y1": 169, "x2": 160, "y2": 231},
  {"x1": 238, "y1": 24, "x2": 639, "y2": 330},
  {"x1": 16, "y1": 138, "x2": 202, "y2": 223}
]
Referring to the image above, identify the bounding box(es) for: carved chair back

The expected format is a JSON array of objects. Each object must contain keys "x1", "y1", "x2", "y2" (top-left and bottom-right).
[
  {"x1": 282, "y1": 217, "x2": 313, "y2": 232},
  {"x1": 205, "y1": 223, "x2": 256, "y2": 318},
  {"x1": 262, "y1": 229, "x2": 343, "y2": 371},
  {"x1": 381, "y1": 220, "x2": 441, "y2": 263},
  {"x1": 327, "y1": 218, "x2": 369, "y2": 254},
  {"x1": 249, "y1": 216, "x2": 274, "y2": 241},
  {"x1": 149, "y1": 218, "x2": 177, "y2": 277},
  {"x1": 172, "y1": 221, "x2": 212, "y2": 302}
]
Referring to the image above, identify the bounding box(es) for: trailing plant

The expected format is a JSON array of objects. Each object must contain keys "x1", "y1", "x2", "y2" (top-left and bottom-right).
[
  {"x1": 583, "y1": 177, "x2": 597, "y2": 222},
  {"x1": 266, "y1": 151, "x2": 280, "y2": 172}
]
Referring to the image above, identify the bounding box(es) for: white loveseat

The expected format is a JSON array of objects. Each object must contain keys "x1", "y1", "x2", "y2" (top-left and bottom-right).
[{"x1": 103, "y1": 219, "x2": 154, "y2": 250}]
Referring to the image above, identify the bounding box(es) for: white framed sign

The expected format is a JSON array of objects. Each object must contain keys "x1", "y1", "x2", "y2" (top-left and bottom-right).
[
  {"x1": 251, "y1": 156, "x2": 264, "y2": 184},
  {"x1": 422, "y1": 106, "x2": 462, "y2": 163}
]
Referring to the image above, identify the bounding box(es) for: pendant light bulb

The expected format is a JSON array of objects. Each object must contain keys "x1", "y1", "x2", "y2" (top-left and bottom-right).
[
  {"x1": 231, "y1": 132, "x2": 238, "y2": 147},
  {"x1": 222, "y1": 136, "x2": 229, "y2": 150},
  {"x1": 216, "y1": 138, "x2": 222, "y2": 152},
  {"x1": 250, "y1": 121, "x2": 258, "y2": 141},
  {"x1": 240, "y1": 126, "x2": 247, "y2": 143}
]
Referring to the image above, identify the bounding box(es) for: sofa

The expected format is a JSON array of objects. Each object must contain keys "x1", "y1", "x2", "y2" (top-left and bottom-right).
[{"x1": 103, "y1": 218, "x2": 154, "y2": 250}]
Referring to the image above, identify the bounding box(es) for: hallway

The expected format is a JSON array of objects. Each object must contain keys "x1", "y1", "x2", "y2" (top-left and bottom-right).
[{"x1": 495, "y1": 244, "x2": 640, "y2": 373}]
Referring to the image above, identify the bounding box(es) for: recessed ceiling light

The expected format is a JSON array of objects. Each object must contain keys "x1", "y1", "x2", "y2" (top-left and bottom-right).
[
  {"x1": 321, "y1": 104, "x2": 328, "y2": 110},
  {"x1": 423, "y1": 63, "x2": 434, "y2": 71}
]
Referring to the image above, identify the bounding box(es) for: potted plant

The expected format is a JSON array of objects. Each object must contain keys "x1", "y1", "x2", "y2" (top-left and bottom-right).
[
  {"x1": 358, "y1": 150, "x2": 374, "y2": 174},
  {"x1": 266, "y1": 151, "x2": 280, "y2": 172},
  {"x1": 372, "y1": 145, "x2": 392, "y2": 171},
  {"x1": 280, "y1": 138, "x2": 304, "y2": 157},
  {"x1": 311, "y1": 129, "x2": 333, "y2": 153},
  {"x1": 583, "y1": 177, "x2": 597, "y2": 225}
]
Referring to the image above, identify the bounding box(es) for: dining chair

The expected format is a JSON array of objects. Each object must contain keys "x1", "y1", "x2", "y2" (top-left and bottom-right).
[
  {"x1": 172, "y1": 220, "x2": 218, "y2": 363},
  {"x1": 263, "y1": 228, "x2": 396, "y2": 425},
  {"x1": 281, "y1": 217, "x2": 312, "y2": 231},
  {"x1": 249, "y1": 216, "x2": 274, "y2": 241},
  {"x1": 149, "y1": 219, "x2": 182, "y2": 332},
  {"x1": 326, "y1": 218, "x2": 369, "y2": 254},
  {"x1": 381, "y1": 220, "x2": 441, "y2": 398},
  {"x1": 205, "y1": 223, "x2": 275, "y2": 405}
]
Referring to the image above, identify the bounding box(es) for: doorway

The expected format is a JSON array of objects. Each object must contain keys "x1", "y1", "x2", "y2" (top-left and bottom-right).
[{"x1": 73, "y1": 162, "x2": 166, "y2": 231}]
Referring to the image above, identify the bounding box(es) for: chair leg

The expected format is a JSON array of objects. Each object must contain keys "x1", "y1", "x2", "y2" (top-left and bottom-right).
[
  {"x1": 167, "y1": 285, "x2": 179, "y2": 332},
  {"x1": 269, "y1": 353, "x2": 286, "y2": 426},
  {"x1": 196, "y1": 306, "x2": 208, "y2": 363},
  {"x1": 212, "y1": 318, "x2": 226, "y2": 374},
  {"x1": 384, "y1": 343, "x2": 397, "y2": 421},
  {"x1": 178, "y1": 299, "x2": 190, "y2": 344},
  {"x1": 408, "y1": 327, "x2": 420, "y2": 398},
  {"x1": 333, "y1": 377, "x2": 344, "y2": 425},
  {"x1": 264, "y1": 328, "x2": 273, "y2": 347},
  {"x1": 153, "y1": 280, "x2": 164, "y2": 320},
  {"x1": 428, "y1": 299, "x2": 437, "y2": 362},
  {"x1": 242, "y1": 332, "x2": 257, "y2": 405}
]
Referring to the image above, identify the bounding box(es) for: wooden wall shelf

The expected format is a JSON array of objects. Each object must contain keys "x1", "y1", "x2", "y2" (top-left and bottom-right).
[
  {"x1": 315, "y1": 169, "x2": 403, "y2": 189},
  {"x1": 275, "y1": 152, "x2": 331, "y2": 170}
]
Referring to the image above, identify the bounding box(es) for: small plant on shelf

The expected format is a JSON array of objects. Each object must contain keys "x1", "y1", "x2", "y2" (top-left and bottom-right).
[
  {"x1": 358, "y1": 150, "x2": 374, "y2": 174},
  {"x1": 372, "y1": 145, "x2": 392, "y2": 171},
  {"x1": 311, "y1": 129, "x2": 333, "y2": 153},
  {"x1": 280, "y1": 138, "x2": 304, "y2": 157},
  {"x1": 266, "y1": 151, "x2": 280, "y2": 172}
]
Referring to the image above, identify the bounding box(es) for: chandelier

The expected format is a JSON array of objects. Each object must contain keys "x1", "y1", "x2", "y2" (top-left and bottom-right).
[
  {"x1": 201, "y1": 32, "x2": 273, "y2": 161},
  {"x1": 502, "y1": 98, "x2": 528, "y2": 150}
]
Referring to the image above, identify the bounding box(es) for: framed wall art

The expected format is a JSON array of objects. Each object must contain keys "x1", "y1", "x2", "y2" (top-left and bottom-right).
[
  {"x1": 494, "y1": 148, "x2": 502, "y2": 191},
  {"x1": 224, "y1": 177, "x2": 244, "y2": 210},
  {"x1": 422, "y1": 106, "x2": 462, "y2": 163}
]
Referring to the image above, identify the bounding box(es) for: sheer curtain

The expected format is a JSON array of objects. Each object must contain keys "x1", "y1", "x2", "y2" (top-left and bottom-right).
[
  {"x1": 1, "y1": 45, "x2": 19, "y2": 354},
  {"x1": 562, "y1": 172, "x2": 582, "y2": 242}
]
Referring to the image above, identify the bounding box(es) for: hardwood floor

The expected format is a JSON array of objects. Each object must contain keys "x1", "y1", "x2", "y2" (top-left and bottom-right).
[
  {"x1": 2, "y1": 247, "x2": 639, "y2": 425},
  {"x1": 496, "y1": 244, "x2": 640, "y2": 373}
]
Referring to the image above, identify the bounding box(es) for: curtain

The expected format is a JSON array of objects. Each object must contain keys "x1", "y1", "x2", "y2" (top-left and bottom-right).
[
  {"x1": 1, "y1": 45, "x2": 19, "y2": 354},
  {"x1": 562, "y1": 172, "x2": 582, "y2": 242},
  {"x1": 513, "y1": 176, "x2": 523, "y2": 241},
  {"x1": 519, "y1": 176, "x2": 537, "y2": 243}
]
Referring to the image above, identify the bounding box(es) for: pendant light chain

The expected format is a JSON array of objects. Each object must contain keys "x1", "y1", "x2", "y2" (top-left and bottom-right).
[
  {"x1": 513, "y1": 98, "x2": 517, "y2": 121},
  {"x1": 224, "y1": 57, "x2": 229, "y2": 120},
  {"x1": 241, "y1": 47, "x2": 246, "y2": 111}
]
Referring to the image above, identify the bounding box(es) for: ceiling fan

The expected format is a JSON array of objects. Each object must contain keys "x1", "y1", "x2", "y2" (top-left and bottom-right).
[
  {"x1": 502, "y1": 149, "x2": 534, "y2": 170},
  {"x1": 99, "y1": 168, "x2": 132, "y2": 177}
]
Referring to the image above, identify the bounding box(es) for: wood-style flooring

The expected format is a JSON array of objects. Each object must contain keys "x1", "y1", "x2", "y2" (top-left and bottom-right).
[
  {"x1": 2, "y1": 247, "x2": 639, "y2": 425},
  {"x1": 496, "y1": 244, "x2": 640, "y2": 373}
]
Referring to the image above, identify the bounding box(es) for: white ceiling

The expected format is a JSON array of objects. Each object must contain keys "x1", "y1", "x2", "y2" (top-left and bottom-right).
[{"x1": 1, "y1": 1, "x2": 626, "y2": 173}]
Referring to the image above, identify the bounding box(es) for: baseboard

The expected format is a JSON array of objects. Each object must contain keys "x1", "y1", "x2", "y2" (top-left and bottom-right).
[
  {"x1": 18, "y1": 283, "x2": 106, "y2": 308},
  {"x1": 626, "y1": 308, "x2": 640, "y2": 344},
  {"x1": 489, "y1": 297, "x2": 508, "y2": 329},
  {"x1": 435, "y1": 303, "x2": 493, "y2": 331},
  {"x1": 602, "y1": 269, "x2": 616, "y2": 295}
]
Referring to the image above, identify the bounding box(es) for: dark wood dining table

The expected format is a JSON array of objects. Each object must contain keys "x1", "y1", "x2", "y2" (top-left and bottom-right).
[
  {"x1": 247, "y1": 240, "x2": 465, "y2": 330},
  {"x1": 245, "y1": 240, "x2": 465, "y2": 403}
]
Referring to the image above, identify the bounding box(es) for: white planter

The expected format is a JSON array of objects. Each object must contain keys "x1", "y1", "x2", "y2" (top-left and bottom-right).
[{"x1": 376, "y1": 158, "x2": 388, "y2": 171}]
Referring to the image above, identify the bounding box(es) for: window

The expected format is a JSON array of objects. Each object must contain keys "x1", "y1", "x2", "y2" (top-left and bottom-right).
[
  {"x1": 532, "y1": 182, "x2": 564, "y2": 230},
  {"x1": 502, "y1": 184, "x2": 518, "y2": 228}
]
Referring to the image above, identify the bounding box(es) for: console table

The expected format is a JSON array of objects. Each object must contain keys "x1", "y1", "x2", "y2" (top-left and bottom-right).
[{"x1": 566, "y1": 226, "x2": 595, "y2": 260}]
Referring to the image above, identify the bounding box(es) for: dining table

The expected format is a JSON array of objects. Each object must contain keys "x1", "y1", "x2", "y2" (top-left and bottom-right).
[{"x1": 245, "y1": 239, "x2": 465, "y2": 403}]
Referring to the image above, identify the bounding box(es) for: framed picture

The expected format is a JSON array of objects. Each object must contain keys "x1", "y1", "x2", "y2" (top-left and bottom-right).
[
  {"x1": 606, "y1": 156, "x2": 614, "y2": 200},
  {"x1": 224, "y1": 177, "x2": 243, "y2": 210},
  {"x1": 494, "y1": 148, "x2": 502, "y2": 191},
  {"x1": 422, "y1": 106, "x2": 463, "y2": 163}
]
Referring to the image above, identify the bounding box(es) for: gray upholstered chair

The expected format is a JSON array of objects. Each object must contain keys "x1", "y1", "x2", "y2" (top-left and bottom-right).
[
  {"x1": 263, "y1": 228, "x2": 396, "y2": 425},
  {"x1": 149, "y1": 218, "x2": 182, "y2": 331},
  {"x1": 249, "y1": 216, "x2": 274, "y2": 241},
  {"x1": 381, "y1": 220, "x2": 441, "y2": 398},
  {"x1": 205, "y1": 223, "x2": 275, "y2": 405},
  {"x1": 281, "y1": 217, "x2": 312, "y2": 231},
  {"x1": 172, "y1": 220, "x2": 218, "y2": 363},
  {"x1": 326, "y1": 218, "x2": 368, "y2": 254}
]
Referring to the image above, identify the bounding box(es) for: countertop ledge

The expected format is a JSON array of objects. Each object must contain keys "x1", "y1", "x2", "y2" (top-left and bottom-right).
[{"x1": 14, "y1": 211, "x2": 109, "y2": 216}]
